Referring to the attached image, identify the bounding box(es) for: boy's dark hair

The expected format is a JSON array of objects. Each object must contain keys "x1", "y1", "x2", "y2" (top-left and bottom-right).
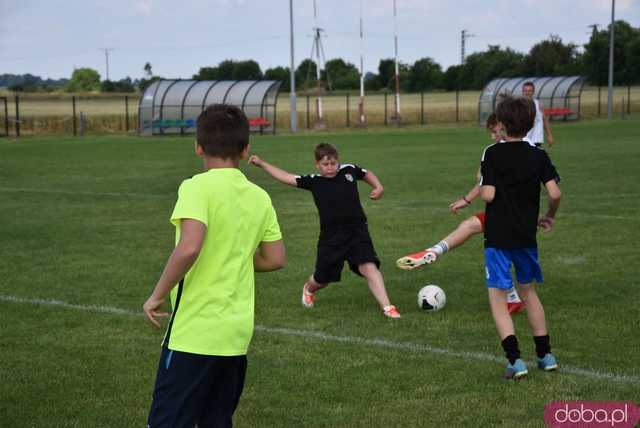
[
  {"x1": 485, "y1": 113, "x2": 498, "y2": 129},
  {"x1": 196, "y1": 104, "x2": 249, "y2": 159},
  {"x1": 314, "y1": 143, "x2": 339, "y2": 161},
  {"x1": 495, "y1": 95, "x2": 536, "y2": 138},
  {"x1": 523, "y1": 81, "x2": 535, "y2": 90}
]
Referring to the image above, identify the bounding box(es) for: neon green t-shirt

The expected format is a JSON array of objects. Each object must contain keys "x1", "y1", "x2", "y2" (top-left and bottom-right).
[{"x1": 163, "y1": 168, "x2": 282, "y2": 356}]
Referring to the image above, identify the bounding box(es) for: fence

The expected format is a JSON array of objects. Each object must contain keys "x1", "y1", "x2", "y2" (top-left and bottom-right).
[
  {"x1": 0, "y1": 97, "x2": 8, "y2": 137},
  {"x1": 1, "y1": 94, "x2": 136, "y2": 137},
  {"x1": 1, "y1": 86, "x2": 638, "y2": 137}
]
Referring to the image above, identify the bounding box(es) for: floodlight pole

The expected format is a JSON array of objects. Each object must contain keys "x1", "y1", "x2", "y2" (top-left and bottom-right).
[
  {"x1": 311, "y1": 0, "x2": 326, "y2": 129},
  {"x1": 358, "y1": 0, "x2": 366, "y2": 126},
  {"x1": 289, "y1": 0, "x2": 297, "y2": 133},
  {"x1": 392, "y1": 0, "x2": 401, "y2": 123},
  {"x1": 607, "y1": 0, "x2": 615, "y2": 120}
]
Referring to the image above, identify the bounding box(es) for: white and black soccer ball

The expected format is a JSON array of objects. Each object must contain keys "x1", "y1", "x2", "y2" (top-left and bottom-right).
[{"x1": 417, "y1": 285, "x2": 446, "y2": 312}]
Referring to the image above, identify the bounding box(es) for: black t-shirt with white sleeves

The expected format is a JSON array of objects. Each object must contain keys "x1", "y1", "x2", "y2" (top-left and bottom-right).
[
  {"x1": 480, "y1": 141, "x2": 558, "y2": 249},
  {"x1": 296, "y1": 164, "x2": 368, "y2": 233}
]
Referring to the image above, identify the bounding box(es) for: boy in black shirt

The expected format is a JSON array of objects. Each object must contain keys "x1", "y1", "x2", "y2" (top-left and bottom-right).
[
  {"x1": 480, "y1": 95, "x2": 562, "y2": 379},
  {"x1": 249, "y1": 143, "x2": 400, "y2": 318}
]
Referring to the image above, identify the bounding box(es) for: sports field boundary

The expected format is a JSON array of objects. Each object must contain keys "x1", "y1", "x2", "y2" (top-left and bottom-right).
[{"x1": 2, "y1": 293, "x2": 638, "y2": 386}]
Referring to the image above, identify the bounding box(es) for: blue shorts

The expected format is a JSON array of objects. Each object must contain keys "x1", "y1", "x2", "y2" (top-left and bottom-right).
[{"x1": 484, "y1": 247, "x2": 543, "y2": 289}]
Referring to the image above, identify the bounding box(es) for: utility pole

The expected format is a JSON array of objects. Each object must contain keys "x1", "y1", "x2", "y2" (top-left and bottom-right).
[
  {"x1": 309, "y1": 0, "x2": 328, "y2": 129},
  {"x1": 461, "y1": 29, "x2": 474, "y2": 65},
  {"x1": 607, "y1": 0, "x2": 615, "y2": 120},
  {"x1": 358, "y1": 0, "x2": 366, "y2": 126},
  {"x1": 392, "y1": 0, "x2": 401, "y2": 124},
  {"x1": 289, "y1": 0, "x2": 297, "y2": 133},
  {"x1": 99, "y1": 48, "x2": 114, "y2": 81}
]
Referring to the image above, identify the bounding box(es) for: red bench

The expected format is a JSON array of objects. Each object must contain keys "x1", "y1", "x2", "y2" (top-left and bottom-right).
[
  {"x1": 544, "y1": 108, "x2": 573, "y2": 117},
  {"x1": 248, "y1": 117, "x2": 271, "y2": 127}
]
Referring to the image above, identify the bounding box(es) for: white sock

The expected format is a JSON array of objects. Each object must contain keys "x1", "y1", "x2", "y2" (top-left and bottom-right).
[
  {"x1": 430, "y1": 241, "x2": 449, "y2": 256},
  {"x1": 507, "y1": 287, "x2": 521, "y2": 304}
]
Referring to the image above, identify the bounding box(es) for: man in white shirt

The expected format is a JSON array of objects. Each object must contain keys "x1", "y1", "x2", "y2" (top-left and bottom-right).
[{"x1": 522, "y1": 82, "x2": 555, "y2": 147}]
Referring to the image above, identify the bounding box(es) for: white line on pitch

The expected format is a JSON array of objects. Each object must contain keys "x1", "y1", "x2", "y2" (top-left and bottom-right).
[
  {"x1": 1, "y1": 294, "x2": 638, "y2": 386},
  {"x1": 0, "y1": 187, "x2": 173, "y2": 199}
]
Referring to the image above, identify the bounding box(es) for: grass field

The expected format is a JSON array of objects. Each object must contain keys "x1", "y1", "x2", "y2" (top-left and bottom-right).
[{"x1": 1, "y1": 119, "x2": 639, "y2": 427}]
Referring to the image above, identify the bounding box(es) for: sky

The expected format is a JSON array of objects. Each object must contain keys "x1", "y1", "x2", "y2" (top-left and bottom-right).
[{"x1": 1, "y1": 0, "x2": 639, "y2": 81}]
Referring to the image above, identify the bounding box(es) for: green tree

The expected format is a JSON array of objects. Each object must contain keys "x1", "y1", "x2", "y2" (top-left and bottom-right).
[
  {"x1": 232, "y1": 60, "x2": 262, "y2": 80},
  {"x1": 138, "y1": 76, "x2": 162, "y2": 92},
  {"x1": 408, "y1": 57, "x2": 443, "y2": 92},
  {"x1": 377, "y1": 58, "x2": 395, "y2": 88},
  {"x1": 264, "y1": 66, "x2": 290, "y2": 91},
  {"x1": 583, "y1": 20, "x2": 640, "y2": 86},
  {"x1": 459, "y1": 46, "x2": 524, "y2": 89},
  {"x1": 364, "y1": 72, "x2": 382, "y2": 91},
  {"x1": 443, "y1": 65, "x2": 463, "y2": 91},
  {"x1": 295, "y1": 59, "x2": 318, "y2": 91},
  {"x1": 377, "y1": 58, "x2": 409, "y2": 91},
  {"x1": 101, "y1": 80, "x2": 115, "y2": 92},
  {"x1": 323, "y1": 58, "x2": 359, "y2": 90},
  {"x1": 193, "y1": 67, "x2": 217, "y2": 80},
  {"x1": 144, "y1": 62, "x2": 153, "y2": 77},
  {"x1": 66, "y1": 68, "x2": 101, "y2": 92},
  {"x1": 216, "y1": 60, "x2": 236, "y2": 79},
  {"x1": 627, "y1": 34, "x2": 640, "y2": 85},
  {"x1": 523, "y1": 35, "x2": 582, "y2": 76}
]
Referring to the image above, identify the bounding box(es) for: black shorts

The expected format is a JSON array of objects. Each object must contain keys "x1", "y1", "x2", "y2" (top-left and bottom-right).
[
  {"x1": 147, "y1": 346, "x2": 247, "y2": 428},
  {"x1": 313, "y1": 224, "x2": 380, "y2": 284}
]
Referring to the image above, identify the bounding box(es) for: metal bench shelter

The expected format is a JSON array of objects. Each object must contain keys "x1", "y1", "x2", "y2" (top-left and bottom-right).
[
  {"x1": 478, "y1": 76, "x2": 586, "y2": 125},
  {"x1": 138, "y1": 79, "x2": 282, "y2": 136}
]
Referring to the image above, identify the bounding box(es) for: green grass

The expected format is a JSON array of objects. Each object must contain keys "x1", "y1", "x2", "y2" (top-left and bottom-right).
[{"x1": 1, "y1": 119, "x2": 639, "y2": 427}]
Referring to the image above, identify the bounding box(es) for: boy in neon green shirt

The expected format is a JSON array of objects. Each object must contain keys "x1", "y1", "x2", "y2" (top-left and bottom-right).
[{"x1": 143, "y1": 104, "x2": 285, "y2": 427}]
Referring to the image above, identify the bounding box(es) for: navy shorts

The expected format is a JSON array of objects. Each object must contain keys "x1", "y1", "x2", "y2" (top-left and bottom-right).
[
  {"x1": 147, "y1": 346, "x2": 247, "y2": 428},
  {"x1": 484, "y1": 247, "x2": 543, "y2": 290},
  {"x1": 314, "y1": 224, "x2": 380, "y2": 284}
]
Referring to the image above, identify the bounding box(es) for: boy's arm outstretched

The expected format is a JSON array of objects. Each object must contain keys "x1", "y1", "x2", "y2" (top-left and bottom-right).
[
  {"x1": 363, "y1": 170, "x2": 384, "y2": 200},
  {"x1": 249, "y1": 155, "x2": 297, "y2": 186}
]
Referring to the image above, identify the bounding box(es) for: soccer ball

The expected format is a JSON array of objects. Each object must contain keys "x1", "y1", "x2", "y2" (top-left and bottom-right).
[{"x1": 417, "y1": 285, "x2": 446, "y2": 312}]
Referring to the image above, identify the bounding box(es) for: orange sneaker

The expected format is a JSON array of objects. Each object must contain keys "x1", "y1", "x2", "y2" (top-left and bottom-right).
[
  {"x1": 383, "y1": 305, "x2": 401, "y2": 319},
  {"x1": 508, "y1": 301, "x2": 526, "y2": 314},
  {"x1": 396, "y1": 249, "x2": 438, "y2": 270},
  {"x1": 301, "y1": 284, "x2": 315, "y2": 308}
]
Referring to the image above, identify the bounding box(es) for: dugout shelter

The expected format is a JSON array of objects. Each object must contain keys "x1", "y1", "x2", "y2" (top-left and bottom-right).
[
  {"x1": 138, "y1": 79, "x2": 282, "y2": 136},
  {"x1": 478, "y1": 76, "x2": 586, "y2": 125}
]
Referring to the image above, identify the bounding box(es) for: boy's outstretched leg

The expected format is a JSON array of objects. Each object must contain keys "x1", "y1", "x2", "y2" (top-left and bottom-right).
[
  {"x1": 488, "y1": 288, "x2": 528, "y2": 380},
  {"x1": 397, "y1": 215, "x2": 483, "y2": 270},
  {"x1": 507, "y1": 287, "x2": 526, "y2": 315},
  {"x1": 516, "y1": 283, "x2": 558, "y2": 371},
  {"x1": 301, "y1": 276, "x2": 328, "y2": 308},
  {"x1": 358, "y1": 262, "x2": 400, "y2": 318}
]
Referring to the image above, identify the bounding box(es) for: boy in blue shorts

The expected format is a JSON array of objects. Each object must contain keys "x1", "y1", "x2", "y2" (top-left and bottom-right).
[
  {"x1": 479, "y1": 95, "x2": 561, "y2": 380},
  {"x1": 143, "y1": 104, "x2": 285, "y2": 427},
  {"x1": 249, "y1": 143, "x2": 401, "y2": 318}
]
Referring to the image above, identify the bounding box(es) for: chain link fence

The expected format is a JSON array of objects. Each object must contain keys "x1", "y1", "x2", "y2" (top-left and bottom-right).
[{"x1": 1, "y1": 86, "x2": 638, "y2": 137}]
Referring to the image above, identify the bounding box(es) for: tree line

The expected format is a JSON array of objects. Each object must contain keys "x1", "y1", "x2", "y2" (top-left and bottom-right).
[{"x1": 3, "y1": 20, "x2": 638, "y2": 94}]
